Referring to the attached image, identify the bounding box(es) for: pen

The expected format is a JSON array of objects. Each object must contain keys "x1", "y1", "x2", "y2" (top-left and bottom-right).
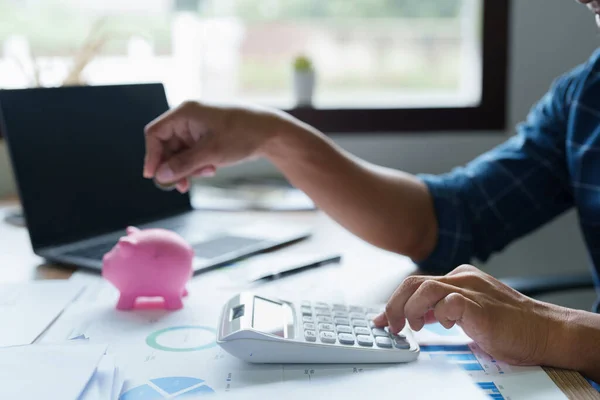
[{"x1": 252, "y1": 255, "x2": 342, "y2": 282}]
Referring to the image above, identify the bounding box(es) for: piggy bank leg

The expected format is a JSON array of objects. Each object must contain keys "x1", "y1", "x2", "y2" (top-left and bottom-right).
[
  {"x1": 182, "y1": 287, "x2": 189, "y2": 297},
  {"x1": 116, "y1": 294, "x2": 137, "y2": 310},
  {"x1": 164, "y1": 294, "x2": 184, "y2": 310}
]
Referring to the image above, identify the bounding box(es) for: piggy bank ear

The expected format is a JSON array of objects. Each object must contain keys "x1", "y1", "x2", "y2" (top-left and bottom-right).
[
  {"x1": 117, "y1": 236, "x2": 137, "y2": 258},
  {"x1": 126, "y1": 226, "x2": 140, "y2": 235}
]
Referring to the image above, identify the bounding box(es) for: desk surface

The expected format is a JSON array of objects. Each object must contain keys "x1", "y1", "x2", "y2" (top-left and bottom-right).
[{"x1": 0, "y1": 199, "x2": 598, "y2": 399}]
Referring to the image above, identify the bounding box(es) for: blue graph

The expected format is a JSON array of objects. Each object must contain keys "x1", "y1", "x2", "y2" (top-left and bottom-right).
[
  {"x1": 120, "y1": 377, "x2": 215, "y2": 399},
  {"x1": 477, "y1": 382, "x2": 504, "y2": 400},
  {"x1": 420, "y1": 345, "x2": 471, "y2": 352},
  {"x1": 429, "y1": 353, "x2": 477, "y2": 361}
]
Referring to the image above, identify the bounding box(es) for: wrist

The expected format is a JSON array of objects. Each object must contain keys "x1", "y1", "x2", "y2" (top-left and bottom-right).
[
  {"x1": 553, "y1": 308, "x2": 599, "y2": 378},
  {"x1": 541, "y1": 304, "x2": 597, "y2": 376},
  {"x1": 260, "y1": 111, "x2": 321, "y2": 162}
]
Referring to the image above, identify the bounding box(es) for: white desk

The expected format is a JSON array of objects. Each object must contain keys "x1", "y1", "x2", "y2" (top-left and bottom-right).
[{"x1": 0, "y1": 199, "x2": 598, "y2": 399}]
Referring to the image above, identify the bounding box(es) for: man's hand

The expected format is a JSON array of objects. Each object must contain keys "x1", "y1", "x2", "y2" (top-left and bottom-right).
[
  {"x1": 374, "y1": 264, "x2": 570, "y2": 366},
  {"x1": 143, "y1": 101, "x2": 286, "y2": 193}
]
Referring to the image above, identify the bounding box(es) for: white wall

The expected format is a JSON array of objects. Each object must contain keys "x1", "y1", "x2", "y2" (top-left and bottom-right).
[{"x1": 0, "y1": 0, "x2": 597, "y2": 305}]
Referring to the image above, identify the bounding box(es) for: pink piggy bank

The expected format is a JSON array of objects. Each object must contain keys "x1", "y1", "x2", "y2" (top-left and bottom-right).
[{"x1": 102, "y1": 226, "x2": 194, "y2": 310}]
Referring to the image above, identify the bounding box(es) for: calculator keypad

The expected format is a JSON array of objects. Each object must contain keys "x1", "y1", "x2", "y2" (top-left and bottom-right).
[
  {"x1": 338, "y1": 333, "x2": 355, "y2": 345},
  {"x1": 318, "y1": 323, "x2": 335, "y2": 332},
  {"x1": 336, "y1": 325, "x2": 353, "y2": 334},
  {"x1": 357, "y1": 335, "x2": 374, "y2": 347},
  {"x1": 320, "y1": 331, "x2": 337, "y2": 344},
  {"x1": 299, "y1": 301, "x2": 412, "y2": 351},
  {"x1": 304, "y1": 330, "x2": 317, "y2": 342},
  {"x1": 317, "y1": 315, "x2": 334, "y2": 323},
  {"x1": 375, "y1": 337, "x2": 392, "y2": 348}
]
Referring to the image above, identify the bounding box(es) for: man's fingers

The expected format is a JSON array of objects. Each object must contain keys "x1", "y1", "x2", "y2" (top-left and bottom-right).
[
  {"x1": 144, "y1": 101, "x2": 208, "y2": 179},
  {"x1": 433, "y1": 292, "x2": 479, "y2": 329},
  {"x1": 373, "y1": 312, "x2": 388, "y2": 327},
  {"x1": 404, "y1": 280, "x2": 464, "y2": 331},
  {"x1": 155, "y1": 141, "x2": 219, "y2": 184},
  {"x1": 384, "y1": 275, "x2": 428, "y2": 334},
  {"x1": 144, "y1": 135, "x2": 164, "y2": 178},
  {"x1": 423, "y1": 309, "x2": 437, "y2": 325},
  {"x1": 192, "y1": 165, "x2": 217, "y2": 178},
  {"x1": 176, "y1": 178, "x2": 190, "y2": 193}
]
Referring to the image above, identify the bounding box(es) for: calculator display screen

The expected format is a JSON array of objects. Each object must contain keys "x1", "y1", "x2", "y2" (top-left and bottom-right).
[{"x1": 252, "y1": 297, "x2": 285, "y2": 337}]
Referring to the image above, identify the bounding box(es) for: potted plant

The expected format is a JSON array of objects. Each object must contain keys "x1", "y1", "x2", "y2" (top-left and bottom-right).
[{"x1": 293, "y1": 54, "x2": 316, "y2": 107}]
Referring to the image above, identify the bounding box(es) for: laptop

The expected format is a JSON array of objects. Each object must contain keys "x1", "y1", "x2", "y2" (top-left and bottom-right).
[{"x1": 0, "y1": 83, "x2": 311, "y2": 273}]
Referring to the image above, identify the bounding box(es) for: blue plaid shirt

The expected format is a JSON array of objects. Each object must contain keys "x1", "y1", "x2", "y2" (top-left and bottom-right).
[{"x1": 416, "y1": 49, "x2": 600, "y2": 314}]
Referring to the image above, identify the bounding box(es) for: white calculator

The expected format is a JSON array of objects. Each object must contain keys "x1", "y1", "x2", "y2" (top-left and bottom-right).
[{"x1": 216, "y1": 292, "x2": 420, "y2": 363}]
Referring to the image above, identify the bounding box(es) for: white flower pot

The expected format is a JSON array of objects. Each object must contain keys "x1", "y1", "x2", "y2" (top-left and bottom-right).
[{"x1": 294, "y1": 70, "x2": 316, "y2": 107}]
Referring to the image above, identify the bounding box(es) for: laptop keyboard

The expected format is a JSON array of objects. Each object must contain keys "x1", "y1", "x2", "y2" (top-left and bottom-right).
[
  {"x1": 65, "y1": 241, "x2": 119, "y2": 260},
  {"x1": 64, "y1": 235, "x2": 265, "y2": 261},
  {"x1": 191, "y1": 236, "x2": 264, "y2": 259}
]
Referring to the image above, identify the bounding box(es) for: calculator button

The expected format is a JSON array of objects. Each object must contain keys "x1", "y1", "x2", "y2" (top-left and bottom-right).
[
  {"x1": 302, "y1": 316, "x2": 314, "y2": 323},
  {"x1": 349, "y1": 312, "x2": 365, "y2": 320},
  {"x1": 301, "y1": 300, "x2": 312, "y2": 307},
  {"x1": 383, "y1": 326, "x2": 405, "y2": 338},
  {"x1": 332, "y1": 304, "x2": 347, "y2": 311},
  {"x1": 351, "y1": 319, "x2": 369, "y2": 327},
  {"x1": 315, "y1": 308, "x2": 331, "y2": 316},
  {"x1": 349, "y1": 306, "x2": 364, "y2": 313},
  {"x1": 301, "y1": 307, "x2": 313, "y2": 315},
  {"x1": 376, "y1": 337, "x2": 393, "y2": 348},
  {"x1": 357, "y1": 335, "x2": 374, "y2": 347},
  {"x1": 371, "y1": 328, "x2": 388, "y2": 337},
  {"x1": 315, "y1": 302, "x2": 329, "y2": 308},
  {"x1": 303, "y1": 323, "x2": 316, "y2": 330},
  {"x1": 336, "y1": 325, "x2": 352, "y2": 334},
  {"x1": 304, "y1": 330, "x2": 317, "y2": 342},
  {"x1": 367, "y1": 307, "x2": 381, "y2": 313},
  {"x1": 393, "y1": 337, "x2": 411, "y2": 349},
  {"x1": 317, "y1": 315, "x2": 333, "y2": 323},
  {"x1": 333, "y1": 311, "x2": 349, "y2": 318},
  {"x1": 334, "y1": 318, "x2": 350, "y2": 326},
  {"x1": 369, "y1": 320, "x2": 377, "y2": 328},
  {"x1": 366, "y1": 313, "x2": 379, "y2": 320},
  {"x1": 319, "y1": 331, "x2": 336, "y2": 344},
  {"x1": 391, "y1": 331, "x2": 406, "y2": 339},
  {"x1": 338, "y1": 333, "x2": 355, "y2": 345},
  {"x1": 354, "y1": 327, "x2": 371, "y2": 336},
  {"x1": 318, "y1": 323, "x2": 335, "y2": 332}
]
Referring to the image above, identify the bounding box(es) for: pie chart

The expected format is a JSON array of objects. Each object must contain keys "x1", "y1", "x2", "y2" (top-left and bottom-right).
[{"x1": 120, "y1": 377, "x2": 215, "y2": 399}]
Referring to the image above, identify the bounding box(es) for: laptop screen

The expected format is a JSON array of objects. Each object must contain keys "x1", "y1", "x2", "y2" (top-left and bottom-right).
[{"x1": 0, "y1": 84, "x2": 191, "y2": 249}]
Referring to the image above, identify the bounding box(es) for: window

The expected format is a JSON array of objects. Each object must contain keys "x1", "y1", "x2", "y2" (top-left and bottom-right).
[{"x1": 0, "y1": 0, "x2": 509, "y2": 133}]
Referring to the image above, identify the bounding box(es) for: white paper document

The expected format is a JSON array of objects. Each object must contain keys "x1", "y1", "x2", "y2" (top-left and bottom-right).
[
  {"x1": 413, "y1": 323, "x2": 568, "y2": 400},
  {"x1": 79, "y1": 355, "x2": 121, "y2": 400},
  {"x1": 0, "y1": 280, "x2": 85, "y2": 347},
  {"x1": 218, "y1": 362, "x2": 487, "y2": 400},
  {"x1": 0, "y1": 343, "x2": 107, "y2": 400},
  {"x1": 41, "y1": 281, "x2": 569, "y2": 400}
]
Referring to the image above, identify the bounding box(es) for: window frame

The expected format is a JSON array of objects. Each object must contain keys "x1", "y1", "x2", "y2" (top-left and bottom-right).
[{"x1": 283, "y1": 0, "x2": 511, "y2": 134}]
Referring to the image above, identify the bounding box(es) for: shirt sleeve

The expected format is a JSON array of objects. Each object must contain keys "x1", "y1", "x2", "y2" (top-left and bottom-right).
[{"x1": 414, "y1": 69, "x2": 583, "y2": 274}]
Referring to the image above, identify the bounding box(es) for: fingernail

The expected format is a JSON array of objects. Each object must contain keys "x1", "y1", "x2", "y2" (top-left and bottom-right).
[{"x1": 156, "y1": 165, "x2": 174, "y2": 183}]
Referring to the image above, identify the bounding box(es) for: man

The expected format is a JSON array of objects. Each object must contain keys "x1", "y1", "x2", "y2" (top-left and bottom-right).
[{"x1": 143, "y1": 0, "x2": 600, "y2": 384}]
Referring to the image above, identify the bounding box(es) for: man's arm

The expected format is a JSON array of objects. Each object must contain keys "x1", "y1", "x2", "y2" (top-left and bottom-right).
[
  {"x1": 144, "y1": 103, "x2": 438, "y2": 261},
  {"x1": 263, "y1": 119, "x2": 438, "y2": 261}
]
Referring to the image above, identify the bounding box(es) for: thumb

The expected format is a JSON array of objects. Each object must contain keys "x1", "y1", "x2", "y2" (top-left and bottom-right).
[{"x1": 155, "y1": 143, "x2": 218, "y2": 184}]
